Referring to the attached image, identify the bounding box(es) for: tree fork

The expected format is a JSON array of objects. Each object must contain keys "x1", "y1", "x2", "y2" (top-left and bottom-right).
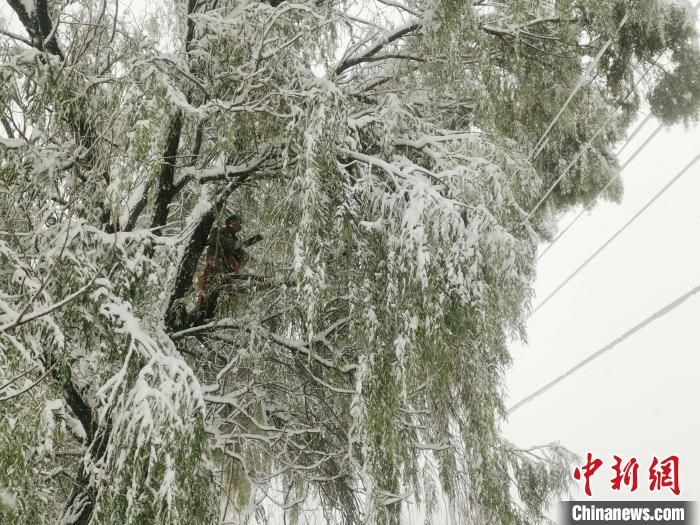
[
  {"x1": 150, "y1": 0, "x2": 200, "y2": 233},
  {"x1": 6, "y1": 0, "x2": 64, "y2": 59},
  {"x1": 164, "y1": 175, "x2": 253, "y2": 331}
]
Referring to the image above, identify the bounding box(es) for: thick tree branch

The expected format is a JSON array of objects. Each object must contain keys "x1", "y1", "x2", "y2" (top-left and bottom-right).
[
  {"x1": 174, "y1": 153, "x2": 269, "y2": 187},
  {"x1": 123, "y1": 182, "x2": 151, "y2": 232},
  {"x1": 62, "y1": 379, "x2": 111, "y2": 525},
  {"x1": 185, "y1": 0, "x2": 197, "y2": 53},
  {"x1": 35, "y1": 0, "x2": 64, "y2": 58},
  {"x1": 171, "y1": 316, "x2": 356, "y2": 374},
  {"x1": 343, "y1": 53, "x2": 424, "y2": 67},
  {"x1": 151, "y1": 110, "x2": 184, "y2": 232},
  {"x1": 164, "y1": 205, "x2": 215, "y2": 330},
  {"x1": 335, "y1": 23, "x2": 421, "y2": 75},
  {"x1": 481, "y1": 16, "x2": 578, "y2": 38},
  {"x1": 124, "y1": 120, "x2": 203, "y2": 232},
  {"x1": 1, "y1": 116, "x2": 14, "y2": 139},
  {"x1": 0, "y1": 27, "x2": 33, "y2": 47},
  {"x1": 5, "y1": 0, "x2": 36, "y2": 38},
  {"x1": 6, "y1": 0, "x2": 64, "y2": 59},
  {"x1": 63, "y1": 380, "x2": 96, "y2": 442},
  {"x1": 149, "y1": 0, "x2": 200, "y2": 232},
  {"x1": 163, "y1": 173, "x2": 248, "y2": 330}
]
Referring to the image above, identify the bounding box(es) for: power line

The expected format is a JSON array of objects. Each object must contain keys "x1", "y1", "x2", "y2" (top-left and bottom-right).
[
  {"x1": 524, "y1": 0, "x2": 699, "y2": 224},
  {"x1": 529, "y1": 151, "x2": 700, "y2": 317},
  {"x1": 616, "y1": 113, "x2": 653, "y2": 156},
  {"x1": 523, "y1": 96, "x2": 628, "y2": 225},
  {"x1": 508, "y1": 282, "x2": 700, "y2": 414},
  {"x1": 508, "y1": 0, "x2": 700, "y2": 416},
  {"x1": 536, "y1": 122, "x2": 663, "y2": 262},
  {"x1": 529, "y1": 12, "x2": 630, "y2": 161},
  {"x1": 534, "y1": 0, "x2": 700, "y2": 258},
  {"x1": 523, "y1": 36, "x2": 659, "y2": 223}
]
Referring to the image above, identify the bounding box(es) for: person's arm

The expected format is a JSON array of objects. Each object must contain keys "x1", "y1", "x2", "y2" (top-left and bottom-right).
[
  {"x1": 243, "y1": 234, "x2": 263, "y2": 247},
  {"x1": 205, "y1": 226, "x2": 219, "y2": 259}
]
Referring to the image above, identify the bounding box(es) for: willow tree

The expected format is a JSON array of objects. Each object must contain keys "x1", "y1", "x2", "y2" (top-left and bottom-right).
[{"x1": 0, "y1": 0, "x2": 697, "y2": 523}]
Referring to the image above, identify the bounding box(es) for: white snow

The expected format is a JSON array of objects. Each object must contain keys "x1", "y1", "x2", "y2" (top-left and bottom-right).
[{"x1": 0, "y1": 487, "x2": 17, "y2": 511}]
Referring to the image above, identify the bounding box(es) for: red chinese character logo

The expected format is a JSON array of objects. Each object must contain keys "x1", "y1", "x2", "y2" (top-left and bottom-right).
[
  {"x1": 649, "y1": 455, "x2": 680, "y2": 496},
  {"x1": 611, "y1": 456, "x2": 639, "y2": 491},
  {"x1": 574, "y1": 453, "x2": 603, "y2": 497}
]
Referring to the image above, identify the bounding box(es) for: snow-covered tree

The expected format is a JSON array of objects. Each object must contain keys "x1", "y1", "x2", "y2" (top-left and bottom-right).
[{"x1": 0, "y1": 0, "x2": 698, "y2": 523}]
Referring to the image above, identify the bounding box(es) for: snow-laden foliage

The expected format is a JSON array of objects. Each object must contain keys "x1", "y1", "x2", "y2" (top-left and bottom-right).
[{"x1": 0, "y1": 0, "x2": 697, "y2": 523}]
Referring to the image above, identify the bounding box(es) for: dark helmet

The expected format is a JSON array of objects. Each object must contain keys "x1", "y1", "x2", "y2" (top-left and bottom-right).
[{"x1": 226, "y1": 212, "x2": 242, "y2": 224}]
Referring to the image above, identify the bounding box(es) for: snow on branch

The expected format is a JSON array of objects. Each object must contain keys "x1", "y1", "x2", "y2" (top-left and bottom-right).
[{"x1": 335, "y1": 23, "x2": 422, "y2": 75}]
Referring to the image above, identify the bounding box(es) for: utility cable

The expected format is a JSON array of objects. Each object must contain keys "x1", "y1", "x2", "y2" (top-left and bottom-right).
[
  {"x1": 522, "y1": 23, "x2": 663, "y2": 224},
  {"x1": 523, "y1": 94, "x2": 630, "y2": 225},
  {"x1": 535, "y1": 0, "x2": 700, "y2": 258},
  {"x1": 508, "y1": 282, "x2": 700, "y2": 414},
  {"x1": 616, "y1": 113, "x2": 653, "y2": 156},
  {"x1": 529, "y1": 12, "x2": 630, "y2": 161},
  {"x1": 529, "y1": 151, "x2": 700, "y2": 317},
  {"x1": 523, "y1": 0, "x2": 699, "y2": 223},
  {"x1": 536, "y1": 122, "x2": 663, "y2": 262},
  {"x1": 508, "y1": 0, "x2": 700, "y2": 415}
]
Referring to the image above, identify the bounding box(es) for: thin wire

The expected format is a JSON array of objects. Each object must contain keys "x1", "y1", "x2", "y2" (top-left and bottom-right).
[
  {"x1": 509, "y1": 0, "x2": 700, "y2": 416},
  {"x1": 509, "y1": 282, "x2": 700, "y2": 414},
  {"x1": 536, "y1": 122, "x2": 663, "y2": 262},
  {"x1": 616, "y1": 113, "x2": 653, "y2": 156},
  {"x1": 529, "y1": 12, "x2": 630, "y2": 161},
  {"x1": 529, "y1": 151, "x2": 700, "y2": 317},
  {"x1": 523, "y1": 98, "x2": 627, "y2": 225},
  {"x1": 535, "y1": 0, "x2": 700, "y2": 258},
  {"x1": 523, "y1": 0, "x2": 700, "y2": 224},
  {"x1": 523, "y1": 17, "x2": 653, "y2": 224}
]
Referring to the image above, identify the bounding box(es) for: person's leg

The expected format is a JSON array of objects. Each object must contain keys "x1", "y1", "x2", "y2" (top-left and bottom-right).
[
  {"x1": 203, "y1": 287, "x2": 220, "y2": 318},
  {"x1": 195, "y1": 259, "x2": 214, "y2": 310}
]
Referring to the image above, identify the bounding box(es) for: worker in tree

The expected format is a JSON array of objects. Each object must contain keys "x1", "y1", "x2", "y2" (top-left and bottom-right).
[{"x1": 195, "y1": 212, "x2": 262, "y2": 314}]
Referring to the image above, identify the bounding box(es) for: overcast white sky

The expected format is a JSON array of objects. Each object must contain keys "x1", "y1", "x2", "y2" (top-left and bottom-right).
[{"x1": 504, "y1": 114, "x2": 700, "y2": 509}]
